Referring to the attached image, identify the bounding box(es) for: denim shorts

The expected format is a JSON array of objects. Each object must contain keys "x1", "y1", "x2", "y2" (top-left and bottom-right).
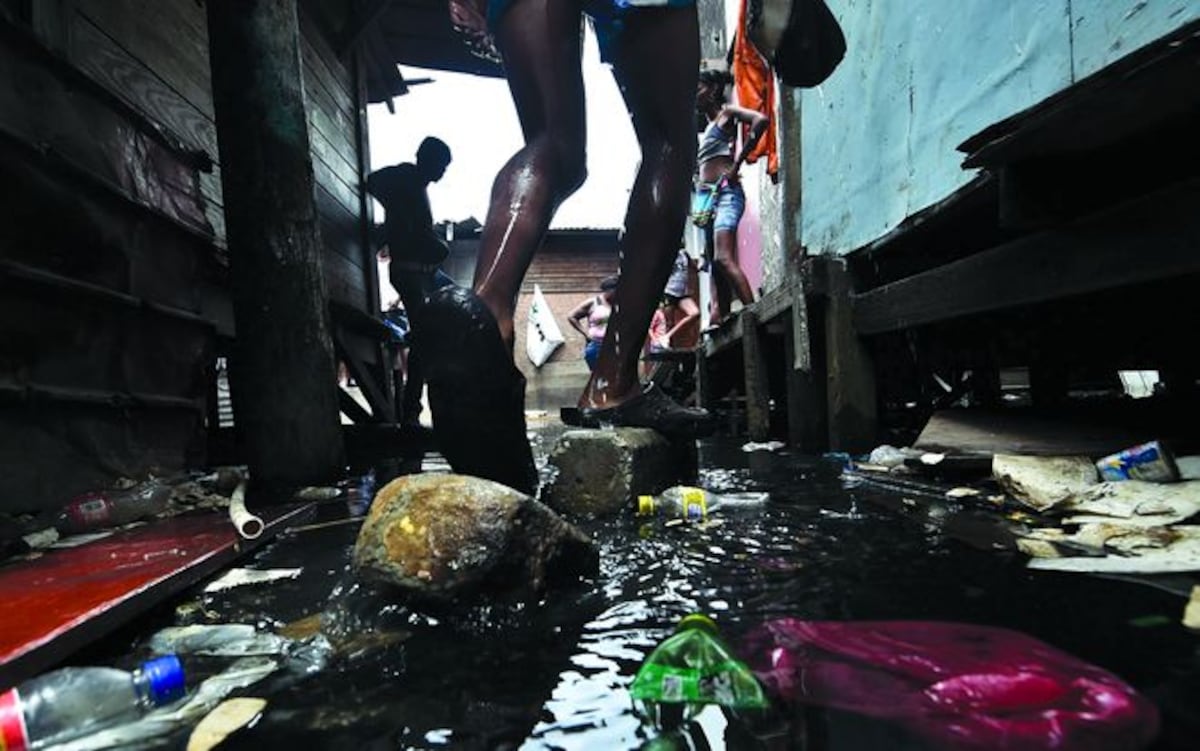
[
  {"x1": 488, "y1": 0, "x2": 695, "y2": 62},
  {"x1": 694, "y1": 180, "x2": 745, "y2": 232}
]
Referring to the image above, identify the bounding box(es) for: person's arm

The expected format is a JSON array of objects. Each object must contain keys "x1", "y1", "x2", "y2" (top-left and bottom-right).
[
  {"x1": 721, "y1": 104, "x2": 769, "y2": 178},
  {"x1": 663, "y1": 296, "x2": 700, "y2": 346},
  {"x1": 566, "y1": 298, "x2": 593, "y2": 338}
]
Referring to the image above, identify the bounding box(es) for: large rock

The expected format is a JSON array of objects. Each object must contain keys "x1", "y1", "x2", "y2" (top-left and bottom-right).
[
  {"x1": 542, "y1": 428, "x2": 697, "y2": 516},
  {"x1": 352, "y1": 474, "x2": 597, "y2": 602}
]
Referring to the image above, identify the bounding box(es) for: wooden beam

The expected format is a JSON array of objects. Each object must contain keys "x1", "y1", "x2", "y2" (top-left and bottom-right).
[
  {"x1": 338, "y1": 386, "x2": 374, "y2": 424},
  {"x1": 207, "y1": 0, "x2": 345, "y2": 490},
  {"x1": 826, "y1": 260, "x2": 877, "y2": 451},
  {"x1": 0, "y1": 261, "x2": 216, "y2": 328},
  {"x1": 853, "y1": 180, "x2": 1200, "y2": 336},
  {"x1": 783, "y1": 308, "x2": 826, "y2": 452},
  {"x1": 0, "y1": 504, "x2": 314, "y2": 687},
  {"x1": 337, "y1": 0, "x2": 393, "y2": 57},
  {"x1": 741, "y1": 310, "x2": 770, "y2": 441},
  {"x1": 334, "y1": 328, "x2": 395, "y2": 423},
  {"x1": 702, "y1": 310, "x2": 744, "y2": 357}
]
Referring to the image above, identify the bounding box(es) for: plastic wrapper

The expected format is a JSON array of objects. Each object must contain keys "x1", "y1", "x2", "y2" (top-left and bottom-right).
[{"x1": 742, "y1": 620, "x2": 1159, "y2": 751}]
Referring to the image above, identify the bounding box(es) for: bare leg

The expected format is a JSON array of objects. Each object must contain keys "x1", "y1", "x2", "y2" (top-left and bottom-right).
[
  {"x1": 473, "y1": 0, "x2": 588, "y2": 346},
  {"x1": 581, "y1": 5, "x2": 700, "y2": 410},
  {"x1": 714, "y1": 228, "x2": 755, "y2": 308},
  {"x1": 664, "y1": 295, "x2": 699, "y2": 344}
]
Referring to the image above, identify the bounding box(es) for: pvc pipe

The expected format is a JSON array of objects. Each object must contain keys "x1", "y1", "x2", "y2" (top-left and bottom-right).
[{"x1": 228, "y1": 481, "x2": 264, "y2": 539}]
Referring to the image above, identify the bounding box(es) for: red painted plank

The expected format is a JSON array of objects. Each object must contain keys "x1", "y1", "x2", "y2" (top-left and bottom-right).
[{"x1": 0, "y1": 505, "x2": 313, "y2": 687}]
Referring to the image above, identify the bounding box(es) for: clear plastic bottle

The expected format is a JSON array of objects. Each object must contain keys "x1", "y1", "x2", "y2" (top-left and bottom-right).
[
  {"x1": 0, "y1": 655, "x2": 185, "y2": 749},
  {"x1": 54, "y1": 480, "x2": 172, "y2": 535},
  {"x1": 635, "y1": 486, "x2": 769, "y2": 522},
  {"x1": 630, "y1": 613, "x2": 767, "y2": 727}
]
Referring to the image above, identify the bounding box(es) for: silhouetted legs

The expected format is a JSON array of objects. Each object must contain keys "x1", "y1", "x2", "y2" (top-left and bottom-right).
[
  {"x1": 583, "y1": 6, "x2": 699, "y2": 409},
  {"x1": 473, "y1": 0, "x2": 588, "y2": 346},
  {"x1": 476, "y1": 2, "x2": 699, "y2": 413}
]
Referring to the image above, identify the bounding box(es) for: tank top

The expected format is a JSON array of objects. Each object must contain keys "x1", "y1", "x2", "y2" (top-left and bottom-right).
[
  {"x1": 586, "y1": 296, "x2": 611, "y2": 343},
  {"x1": 697, "y1": 120, "x2": 735, "y2": 167}
]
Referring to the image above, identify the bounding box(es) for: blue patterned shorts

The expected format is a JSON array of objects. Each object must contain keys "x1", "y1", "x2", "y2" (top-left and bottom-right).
[
  {"x1": 693, "y1": 180, "x2": 745, "y2": 232},
  {"x1": 488, "y1": 0, "x2": 695, "y2": 61}
]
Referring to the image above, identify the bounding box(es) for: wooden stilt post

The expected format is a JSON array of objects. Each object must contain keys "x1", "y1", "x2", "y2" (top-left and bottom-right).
[
  {"x1": 776, "y1": 86, "x2": 826, "y2": 450},
  {"x1": 783, "y1": 286, "x2": 825, "y2": 451},
  {"x1": 206, "y1": 0, "x2": 345, "y2": 493},
  {"x1": 742, "y1": 310, "x2": 771, "y2": 441},
  {"x1": 825, "y1": 259, "x2": 877, "y2": 451}
]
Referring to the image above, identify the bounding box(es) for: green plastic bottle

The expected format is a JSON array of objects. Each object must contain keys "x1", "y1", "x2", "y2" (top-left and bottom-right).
[{"x1": 630, "y1": 613, "x2": 768, "y2": 722}]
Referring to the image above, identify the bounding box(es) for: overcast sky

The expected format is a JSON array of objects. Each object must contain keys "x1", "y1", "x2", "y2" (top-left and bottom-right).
[{"x1": 367, "y1": 28, "x2": 639, "y2": 230}]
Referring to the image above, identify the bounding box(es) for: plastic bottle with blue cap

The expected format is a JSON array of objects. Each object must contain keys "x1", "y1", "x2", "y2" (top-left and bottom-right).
[{"x1": 0, "y1": 655, "x2": 185, "y2": 749}]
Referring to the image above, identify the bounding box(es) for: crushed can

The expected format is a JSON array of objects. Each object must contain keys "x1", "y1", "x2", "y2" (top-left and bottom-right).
[{"x1": 1095, "y1": 440, "x2": 1179, "y2": 483}]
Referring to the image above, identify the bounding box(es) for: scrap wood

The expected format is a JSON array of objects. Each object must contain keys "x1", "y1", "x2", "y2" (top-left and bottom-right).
[
  {"x1": 187, "y1": 698, "x2": 267, "y2": 751},
  {"x1": 1184, "y1": 586, "x2": 1200, "y2": 631},
  {"x1": 992, "y1": 454, "x2": 1098, "y2": 512},
  {"x1": 1062, "y1": 480, "x2": 1200, "y2": 527},
  {"x1": 1027, "y1": 526, "x2": 1200, "y2": 574}
]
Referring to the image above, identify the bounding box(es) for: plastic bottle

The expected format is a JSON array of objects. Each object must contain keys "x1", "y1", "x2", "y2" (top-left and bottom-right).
[
  {"x1": 630, "y1": 613, "x2": 767, "y2": 727},
  {"x1": 635, "y1": 486, "x2": 770, "y2": 522},
  {"x1": 0, "y1": 655, "x2": 185, "y2": 750},
  {"x1": 54, "y1": 480, "x2": 172, "y2": 535}
]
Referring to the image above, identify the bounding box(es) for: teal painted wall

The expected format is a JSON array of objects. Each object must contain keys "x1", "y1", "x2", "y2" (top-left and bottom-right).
[{"x1": 799, "y1": 0, "x2": 1197, "y2": 256}]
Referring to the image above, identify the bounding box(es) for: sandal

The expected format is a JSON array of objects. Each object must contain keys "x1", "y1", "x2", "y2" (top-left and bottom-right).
[
  {"x1": 414, "y1": 286, "x2": 539, "y2": 496},
  {"x1": 575, "y1": 383, "x2": 716, "y2": 440}
]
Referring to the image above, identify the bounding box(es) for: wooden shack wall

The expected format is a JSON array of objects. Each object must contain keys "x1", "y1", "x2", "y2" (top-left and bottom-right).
[
  {"x1": 797, "y1": 0, "x2": 1200, "y2": 258},
  {"x1": 70, "y1": 0, "x2": 373, "y2": 313},
  {"x1": 0, "y1": 1, "x2": 373, "y2": 514}
]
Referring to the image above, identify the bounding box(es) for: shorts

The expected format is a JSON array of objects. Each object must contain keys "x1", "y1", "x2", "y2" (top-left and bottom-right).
[
  {"x1": 664, "y1": 249, "x2": 690, "y2": 299},
  {"x1": 693, "y1": 180, "x2": 745, "y2": 232},
  {"x1": 584, "y1": 339, "x2": 602, "y2": 370},
  {"x1": 488, "y1": 0, "x2": 696, "y2": 62}
]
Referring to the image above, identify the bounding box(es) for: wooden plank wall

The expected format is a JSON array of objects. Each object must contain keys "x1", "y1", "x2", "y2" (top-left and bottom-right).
[
  {"x1": 0, "y1": 1, "x2": 372, "y2": 513},
  {"x1": 70, "y1": 0, "x2": 371, "y2": 309}
]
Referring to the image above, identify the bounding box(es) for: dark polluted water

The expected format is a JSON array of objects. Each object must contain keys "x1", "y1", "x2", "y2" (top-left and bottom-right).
[{"x1": 91, "y1": 434, "x2": 1199, "y2": 750}]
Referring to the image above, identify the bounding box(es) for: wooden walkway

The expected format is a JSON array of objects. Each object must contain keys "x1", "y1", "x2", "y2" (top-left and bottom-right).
[{"x1": 0, "y1": 504, "x2": 313, "y2": 687}]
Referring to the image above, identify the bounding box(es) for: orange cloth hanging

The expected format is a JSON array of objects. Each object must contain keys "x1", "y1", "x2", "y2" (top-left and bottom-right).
[{"x1": 733, "y1": 0, "x2": 778, "y2": 180}]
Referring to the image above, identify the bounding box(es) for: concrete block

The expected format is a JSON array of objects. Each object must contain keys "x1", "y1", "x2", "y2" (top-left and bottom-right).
[{"x1": 542, "y1": 428, "x2": 698, "y2": 517}]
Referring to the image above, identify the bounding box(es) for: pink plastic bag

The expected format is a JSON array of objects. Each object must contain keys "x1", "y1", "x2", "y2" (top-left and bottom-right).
[{"x1": 743, "y1": 620, "x2": 1159, "y2": 751}]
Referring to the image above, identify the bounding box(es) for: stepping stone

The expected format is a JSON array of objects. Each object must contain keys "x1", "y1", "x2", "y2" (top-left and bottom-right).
[{"x1": 542, "y1": 428, "x2": 698, "y2": 517}]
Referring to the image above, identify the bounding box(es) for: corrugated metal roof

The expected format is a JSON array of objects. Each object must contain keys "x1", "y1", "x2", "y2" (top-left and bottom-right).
[{"x1": 366, "y1": 0, "x2": 503, "y2": 103}]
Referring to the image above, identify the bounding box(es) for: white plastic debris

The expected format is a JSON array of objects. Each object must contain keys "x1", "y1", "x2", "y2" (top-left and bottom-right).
[
  {"x1": 945, "y1": 487, "x2": 981, "y2": 499},
  {"x1": 22, "y1": 527, "x2": 59, "y2": 550},
  {"x1": 867, "y1": 445, "x2": 912, "y2": 468},
  {"x1": 228, "y1": 481, "x2": 263, "y2": 540},
  {"x1": 741, "y1": 441, "x2": 786, "y2": 453},
  {"x1": 149, "y1": 624, "x2": 292, "y2": 657},
  {"x1": 203, "y1": 567, "x2": 302, "y2": 593}
]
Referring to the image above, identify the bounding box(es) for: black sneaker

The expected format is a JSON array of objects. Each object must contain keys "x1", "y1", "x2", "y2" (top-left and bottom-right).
[
  {"x1": 576, "y1": 383, "x2": 715, "y2": 440},
  {"x1": 415, "y1": 287, "x2": 539, "y2": 496}
]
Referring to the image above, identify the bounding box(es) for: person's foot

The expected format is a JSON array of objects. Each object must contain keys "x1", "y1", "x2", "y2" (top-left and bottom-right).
[
  {"x1": 576, "y1": 383, "x2": 715, "y2": 440},
  {"x1": 414, "y1": 287, "x2": 539, "y2": 496}
]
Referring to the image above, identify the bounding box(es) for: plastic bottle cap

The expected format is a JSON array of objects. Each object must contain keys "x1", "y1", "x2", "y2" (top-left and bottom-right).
[
  {"x1": 676, "y1": 613, "x2": 718, "y2": 635},
  {"x1": 636, "y1": 495, "x2": 656, "y2": 516},
  {"x1": 141, "y1": 654, "x2": 186, "y2": 705}
]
